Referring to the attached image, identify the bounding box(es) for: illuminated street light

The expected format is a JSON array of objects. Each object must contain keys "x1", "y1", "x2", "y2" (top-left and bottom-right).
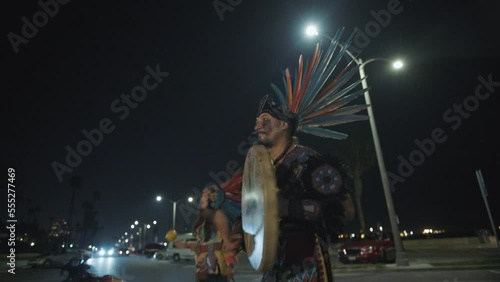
[
  {"x1": 147, "y1": 224, "x2": 151, "y2": 229},
  {"x1": 134, "y1": 221, "x2": 139, "y2": 225},
  {"x1": 305, "y1": 24, "x2": 318, "y2": 36},
  {"x1": 156, "y1": 195, "x2": 194, "y2": 231},
  {"x1": 130, "y1": 225, "x2": 134, "y2": 229},
  {"x1": 153, "y1": 220, "x2": 157, "y2": 225},
  {"x1": 393, "y1": 60, "x2": 404, "y2": 69},
  {"x1": 305, "y1": 25, "x2": 408, "y2": 266}
]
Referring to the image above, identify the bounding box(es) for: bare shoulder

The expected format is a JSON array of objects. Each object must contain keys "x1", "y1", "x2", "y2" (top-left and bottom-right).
[{"x1": 214, "y1": 210, "x2": 228, "y2": 222}]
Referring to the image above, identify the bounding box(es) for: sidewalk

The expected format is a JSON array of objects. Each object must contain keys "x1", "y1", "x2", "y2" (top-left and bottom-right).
[
  {"x1": 330, "y1": 245, "x2": 500, "y2": 273},
  {"x1": 234, "y1": 245, "x2": 500, "y2": 275}
]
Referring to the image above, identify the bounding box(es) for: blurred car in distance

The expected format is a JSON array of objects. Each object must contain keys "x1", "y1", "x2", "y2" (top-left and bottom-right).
[
  {"x1": 144, "y1": 243, "x2": 165, "y2": 258},
  {"x1": 154, "y1": 233, "x2": 196, "y2": 262},
  {"x1": 95, "y1": 247, "x2": 117, "y2": 257},
  {"x1": 75, "y1": 249, "x2": 92, "y2": 261},
  {"x1": 118, "y1": 248, "x2": 130, "y2": 256},
  {"x1": 338, "y1": 231, "x2": 396, "y2": 264},
  {"x1": 28, "y1": 249, "x2": 83, "y2": 268}
]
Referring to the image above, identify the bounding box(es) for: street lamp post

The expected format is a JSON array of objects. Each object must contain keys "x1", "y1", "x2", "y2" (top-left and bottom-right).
[
  {"x1": 306, "y1": 26, "x2": 409, "y2": 266},
  {"x1": 156, "y1": 196, "x2": 194, "y2": 232},
  {"x1": 131, "y1": 220, "x2": 156, "y2": 249}
]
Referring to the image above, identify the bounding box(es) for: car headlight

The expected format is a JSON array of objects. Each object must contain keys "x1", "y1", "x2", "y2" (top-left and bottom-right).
[
  {"x1": 361, "y1": 246, "x2": 374, "y2": 252},
  {"x1": 107, "y1": 249, "x2": 114, "y2": 256},
  {"x1": 98, "y1": 250, "x2": 105, "y2": 256},
  {"x1": 342, "y1": 249, "x2": 347, "y2": 255}
]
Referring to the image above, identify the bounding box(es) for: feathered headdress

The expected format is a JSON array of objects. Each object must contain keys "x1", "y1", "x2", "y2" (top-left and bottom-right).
[
  {"x1": 259, "y1": 28, "x2": 370, "y2": 140},
  {"x1": 203, "y1": 171, "x2": 243, "y2": 228}
]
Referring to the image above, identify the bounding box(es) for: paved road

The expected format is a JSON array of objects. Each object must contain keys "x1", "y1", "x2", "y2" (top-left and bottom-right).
[
  {"x1": 1, "y1": 247, "x2": 499, "y2": 282},
  {"x1": 1, "y1": 255, "x2": 500, "y2": 282}
]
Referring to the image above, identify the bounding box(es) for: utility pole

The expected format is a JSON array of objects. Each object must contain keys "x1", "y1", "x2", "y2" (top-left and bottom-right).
[
  {"x1": 67, "y1": 176, "x2": 81, "y2": 247},
  {"x1": 475, "y1": 170, "x2": 499, "y2": 249}
]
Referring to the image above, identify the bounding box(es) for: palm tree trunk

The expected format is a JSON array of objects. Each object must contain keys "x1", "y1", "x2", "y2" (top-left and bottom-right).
[{"x1": 353, "y1": 176, "x2": 367, "y2": 233}]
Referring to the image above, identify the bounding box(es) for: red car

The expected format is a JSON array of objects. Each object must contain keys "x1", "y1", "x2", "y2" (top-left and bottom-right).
[{"x1": 338, "y1": 232, "x2": 396, "y2": 264}]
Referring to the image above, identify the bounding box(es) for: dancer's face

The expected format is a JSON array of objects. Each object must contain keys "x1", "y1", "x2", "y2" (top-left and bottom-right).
[
  {"x1": 254, "y1": 113, "x2": 288, "y2": 146},
  {"x1": 199, "y1": 190, "x2": 209, "y2": 209}
]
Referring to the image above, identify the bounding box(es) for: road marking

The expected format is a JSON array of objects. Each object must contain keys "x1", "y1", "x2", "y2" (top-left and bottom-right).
[{"x1": 490, "y1": 270, "x2": 500, "y2": 275}]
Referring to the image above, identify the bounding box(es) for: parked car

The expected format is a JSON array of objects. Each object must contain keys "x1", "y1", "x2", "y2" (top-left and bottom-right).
[
  {"x1": 338, "y1": 231, "x2": 396, "y2": 264},
  {"x1": 144, "y1": 243, "x2": 165, "y2": 258},
  {"x1": 154, "y1": 233, "x2": 196, "y2": 262},
  {"x1": 28, "y1": 249, "x2": 83, "y2": 268},
  {"x1": 75, "y1": 249, "x2": 92, "y2": 261}
]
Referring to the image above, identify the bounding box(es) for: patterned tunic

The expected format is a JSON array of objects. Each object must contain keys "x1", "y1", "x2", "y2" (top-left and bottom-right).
[
  {"x1": 262, "y1": 145, "x2": 350, "y2": 282},
  {"x1": 194, "y1": 221, "x2": 229, "y2": 281}
]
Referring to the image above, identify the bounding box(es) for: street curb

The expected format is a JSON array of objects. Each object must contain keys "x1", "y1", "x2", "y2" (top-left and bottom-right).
[{"x1": 333, "y1": 264, "x2": 500, "y2": 273}]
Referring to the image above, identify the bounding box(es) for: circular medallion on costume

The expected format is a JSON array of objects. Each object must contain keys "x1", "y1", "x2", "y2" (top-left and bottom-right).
[{"x1": 311, "y1": 164, "x2": 342, "y2": 194}]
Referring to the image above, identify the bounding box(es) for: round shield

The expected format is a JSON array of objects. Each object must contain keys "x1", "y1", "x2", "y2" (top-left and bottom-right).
[{"x1": 242, "y1": 145, "x2": 279, "y2": 272}]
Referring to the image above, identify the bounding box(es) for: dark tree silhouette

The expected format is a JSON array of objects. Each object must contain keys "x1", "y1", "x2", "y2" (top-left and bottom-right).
[{"x1": 333, "y1": 124, "x2": 376, "y2": 233}]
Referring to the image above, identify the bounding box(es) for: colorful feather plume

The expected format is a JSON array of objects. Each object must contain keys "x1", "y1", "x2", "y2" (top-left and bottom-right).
[{"x1": 270, "y1": 28, "x2": 369, "y2": 139}]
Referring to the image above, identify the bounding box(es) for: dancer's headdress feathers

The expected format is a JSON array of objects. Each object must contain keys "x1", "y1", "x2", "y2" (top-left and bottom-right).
[{"x1": 257, "y1": 28, "x2": 369, "y2": 140}]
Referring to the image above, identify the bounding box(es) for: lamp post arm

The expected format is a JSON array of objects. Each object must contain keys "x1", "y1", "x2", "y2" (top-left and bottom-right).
[
  {"x1": 360, "y1": 58, "x2": 395, "y2": 68},
  {"x1": 320, "y1": 34, "x2": 359, "y2": 63}
]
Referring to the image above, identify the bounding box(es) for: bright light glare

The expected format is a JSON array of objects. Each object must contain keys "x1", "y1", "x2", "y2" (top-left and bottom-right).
[
  {"x1": 134, "y1": 221, "x2": 139, "y2": 225},
  {"x1": 107, "y1": 249, "x2": 114, "y2": 256},
  {"x1": 98, "y1": 250, "x2": 105, "y2": 256},
  {"x1": 30, "y1": 242, "x2": 35, "y2": 247},
  {"x1": 393, "y1": 60, "x2": 403, "y2": 69},
  {"x1": 147, "y1": 224, "x2": 151, "y2": 229},
  {"x1": 305, "y1": 25, "x2": 319, "y2": 37},
  {"x1": 153, "y1": 221, "x2": 157, "y2": 225},
  {"x1": 131, "y1": 225, "x2": 134, "y2": 229},
  {"x1": 188, "y1": 197, "x2": 194, "y2": 203},
  {"x1": 156, "y1": 196, "x2": 162, "y2": 202}
]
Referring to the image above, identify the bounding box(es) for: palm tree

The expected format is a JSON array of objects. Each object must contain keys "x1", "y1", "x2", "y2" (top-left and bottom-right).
[
  {"x1": 81, "y1": 201, "x2": 99, "y2": 246},
  {"x1": 333, "y1": 124, "x2": 376, "y2": 234}
]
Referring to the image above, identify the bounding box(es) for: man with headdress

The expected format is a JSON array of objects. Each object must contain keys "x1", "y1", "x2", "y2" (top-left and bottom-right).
[
  {"x1": 249, "y1": 29, "x2": 368, "y2": 281},
  {"x1": 192, "y1": 172, "x2": 243, "y2": 282}
]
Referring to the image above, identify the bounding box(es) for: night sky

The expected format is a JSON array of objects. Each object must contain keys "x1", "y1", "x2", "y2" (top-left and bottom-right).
[{"x1": 5, "y1": 0, "x2": 500, "y2": 246}]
